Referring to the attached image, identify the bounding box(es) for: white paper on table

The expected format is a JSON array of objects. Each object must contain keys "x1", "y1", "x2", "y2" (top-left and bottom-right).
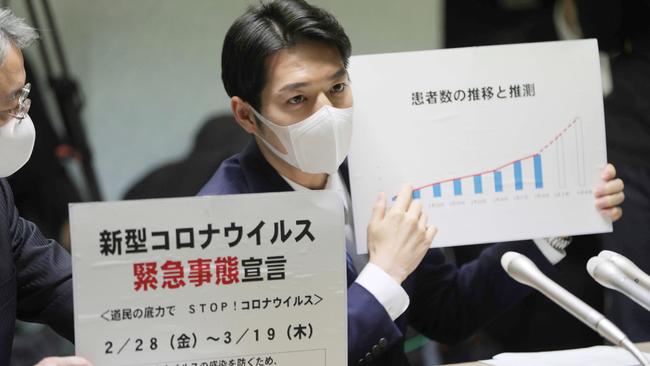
[
  {"x1": 348, "y1": 39, "x2": 611, "y2": 254},
  {"x1": 481, "y1": 345, "x2": 650, "y2": 366}
]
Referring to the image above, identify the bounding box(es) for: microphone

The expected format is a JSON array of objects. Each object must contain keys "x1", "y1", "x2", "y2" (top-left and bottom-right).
[
  {"x1": 587, "y1": 256, "x2": 650, "y2": 311},
  {"x1": 598, "y1": 250, "x2": 650, "y2": 291},
  {"x1": 501, "y1": 251, "x2": 650, "y2": 366}
]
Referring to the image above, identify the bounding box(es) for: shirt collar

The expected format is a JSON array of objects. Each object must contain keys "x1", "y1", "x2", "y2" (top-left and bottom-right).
[{"x1": 281, "y1": 173, "x2": 341, "y2": 192}]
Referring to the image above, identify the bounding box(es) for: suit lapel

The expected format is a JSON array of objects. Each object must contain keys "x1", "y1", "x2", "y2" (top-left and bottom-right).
[
  {"x1": 238, "y1": 143, "x2": 362, "y2": 287},
  {"x1": 239, "y1": 141, "x2": 293, "y2": 193}
]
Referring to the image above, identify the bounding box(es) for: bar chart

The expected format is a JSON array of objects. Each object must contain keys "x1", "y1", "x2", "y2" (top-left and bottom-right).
[{"x1": 408, "y1": 118, "x2": 586, "y2": 200}]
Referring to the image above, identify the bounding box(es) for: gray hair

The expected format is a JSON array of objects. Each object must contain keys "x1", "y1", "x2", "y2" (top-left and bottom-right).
[{"x1": 0, "y1": 8, "x2": 38, "y2": 62}]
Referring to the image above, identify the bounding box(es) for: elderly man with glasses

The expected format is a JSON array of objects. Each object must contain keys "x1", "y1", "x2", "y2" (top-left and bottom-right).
[{"x1": 0, "y1": 9, "x2": 91, "y2": 366}]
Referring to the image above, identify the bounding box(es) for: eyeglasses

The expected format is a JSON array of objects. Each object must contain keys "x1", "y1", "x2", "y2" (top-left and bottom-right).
[{"x1": 8, "y1": 83, "x2": 31, "y2": 121}]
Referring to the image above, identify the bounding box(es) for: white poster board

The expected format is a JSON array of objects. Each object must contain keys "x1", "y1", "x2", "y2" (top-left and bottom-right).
[
  {"x1": 70, "y1": 191, "x2": 346, "y2": 365},
  {"x1": 348, "y1": 40, "x2": 611, "y2": 253}
]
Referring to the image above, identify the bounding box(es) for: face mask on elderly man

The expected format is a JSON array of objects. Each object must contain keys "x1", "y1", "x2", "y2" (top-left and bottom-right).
[{"x1": 0, "y1": 112, "x2": 35, "y2": 178}]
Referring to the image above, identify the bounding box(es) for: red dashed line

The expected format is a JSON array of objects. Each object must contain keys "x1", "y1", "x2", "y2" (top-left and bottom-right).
[{"x1": 412, "y1": 117, "x2": 580, "y2": 192}]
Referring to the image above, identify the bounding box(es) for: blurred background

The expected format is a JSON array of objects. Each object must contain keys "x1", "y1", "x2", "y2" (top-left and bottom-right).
[
  {"x1": 7, "y1": 0, "x2": 444, "y2": 203},
  {"x1": 3, "y1": 0, "x2": 648, "y2": 365}
]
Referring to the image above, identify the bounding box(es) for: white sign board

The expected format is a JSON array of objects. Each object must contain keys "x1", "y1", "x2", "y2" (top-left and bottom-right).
[
  {"x1": 348, "y1": 40, "x2": 611, "y2": 253},
  {"x1": 70, "y1": 191, "x2": 346, "y2": 365}
]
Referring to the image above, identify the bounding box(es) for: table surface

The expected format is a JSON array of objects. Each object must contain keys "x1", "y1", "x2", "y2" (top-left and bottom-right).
[{"x1": 444, "y1": 342, "x2": 650, "y2": 366}]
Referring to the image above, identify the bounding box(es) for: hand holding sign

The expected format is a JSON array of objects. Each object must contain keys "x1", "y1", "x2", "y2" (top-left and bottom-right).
[
  {"x1": 594, "y1": 163, "x2": 624, "y2": 221},
  {"x1": 367, "y1": 185, "x2": 438, "y2": 284}
]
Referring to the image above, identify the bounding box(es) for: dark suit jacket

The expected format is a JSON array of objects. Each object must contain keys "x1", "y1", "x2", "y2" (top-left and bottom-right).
[
  {"x1": 0, "y1": 179, "x2": 74, "y2": 364},
  {"x1": 199, "y1": 141, "x2": 556, "y2": 365}
]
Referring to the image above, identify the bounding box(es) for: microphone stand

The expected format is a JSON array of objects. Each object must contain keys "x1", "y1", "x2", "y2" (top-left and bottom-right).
[{"x1": 503, "y1": 252, "x2": 650, "y2": 366}]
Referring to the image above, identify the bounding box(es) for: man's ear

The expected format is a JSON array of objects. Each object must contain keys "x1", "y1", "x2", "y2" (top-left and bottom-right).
[{"x1": 231, "y1": 96, "x2": 258, "y2": 134}]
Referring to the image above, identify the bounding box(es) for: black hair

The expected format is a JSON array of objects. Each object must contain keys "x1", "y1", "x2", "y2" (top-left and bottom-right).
[{"x1": 221, "y1": 0, "x2": 351, "y2": 111}]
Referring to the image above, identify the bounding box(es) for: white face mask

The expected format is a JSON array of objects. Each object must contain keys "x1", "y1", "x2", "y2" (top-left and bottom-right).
[
  {"x1": 0, "y1": 114, "x2": 35, "y2": 178},
  {"x1": 252, "y1": 105, "x2": 353, "y2": 174}
]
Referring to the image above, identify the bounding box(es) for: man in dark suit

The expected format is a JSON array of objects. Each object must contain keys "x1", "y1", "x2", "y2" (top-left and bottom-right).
[
  {"x1": 199, "y1": 1, "x2": 625, "y2": 364},
  {"x1": 0, "y1": 9, "x2": 91, "y2": 366}
]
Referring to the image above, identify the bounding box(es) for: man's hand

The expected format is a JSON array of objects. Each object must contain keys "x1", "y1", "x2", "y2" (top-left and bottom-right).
[
  {"x1": 367, "y1": 185, "x2": 437, "y2": 284},
  {"x1": 34, "y1": 356, "x2": 92, "y2": 366},
  {"x1": 595, "y1": 163, "x2": 625, "y2": 222}
]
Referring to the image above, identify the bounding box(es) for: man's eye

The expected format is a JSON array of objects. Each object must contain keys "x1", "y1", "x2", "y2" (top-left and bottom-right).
[
  {"x1": 288, "y1": 95, "x2": 306, "y2": 105},
  {"x1": 331, "y1": 83, "x2": 347, "y2": 93}
]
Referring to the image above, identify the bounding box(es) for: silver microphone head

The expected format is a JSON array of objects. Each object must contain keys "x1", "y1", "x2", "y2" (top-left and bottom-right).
[
  {"x1": 599, "y1": 250, "x2": 650, "y2": 291},
  {"x1": 588, "y1": 256, "x2": 629, "y2": 289},
  {"x1": 588, "y1": 255, "x2": 650, "y2": 312},
  {"x1": 501, "y1": 251, "x2": 542, "y2": 288}
]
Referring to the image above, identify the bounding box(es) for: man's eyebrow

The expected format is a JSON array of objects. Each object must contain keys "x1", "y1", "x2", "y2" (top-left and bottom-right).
[
  {"x1": 277, "y1": 68, "x2": 348, "y2": 93},
  {"x1": 329, "y1": 68, "x2": 347, "y2": 81},
  {"x1": 278, "y1": 81, "x2": 309, "y2": 93}
]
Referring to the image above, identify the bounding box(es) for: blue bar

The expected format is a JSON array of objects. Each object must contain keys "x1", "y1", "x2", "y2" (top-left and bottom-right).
[
  {"x1": 433, "y1": 184, "x2": 441, "y2": 198},
  {"x1": 514, "y1": 161, "x2": 523, "y2": 191},
  {"x1": 494, "y1": 171, "x2": 503, "y2": 192},
  {"x1": 412, "y1": 190, "x2": 421, "y2": 199},
  {"x1": 453, "y1": 179, "x2": 462, "y2": 196},
  {"x1": 534, "y1": 154, "x2": 543, "y2": 189},
  {"x1": 473, "y1": 175, "x2": 483, "y2": 194}
]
